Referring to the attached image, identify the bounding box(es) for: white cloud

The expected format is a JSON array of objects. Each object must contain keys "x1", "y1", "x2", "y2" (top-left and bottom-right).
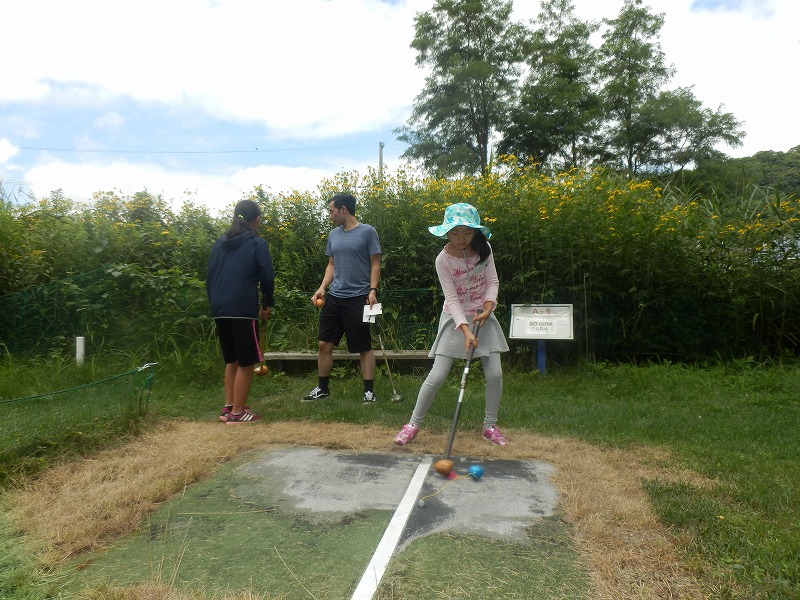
[
  {"x1": 0, "y1": 139, "x2": 18, "y2": 164},
  {"x1": 92, "y1": 111, "x2": 125, "y2": 131},
  {"x1": 4, "y1": 0, "x2": 797, "y2": 154},
  {"x1": 22, "y1": 158, "x2": 378, "y2": 214},
  {"x1": 2, "y1": 0, "x2": 427, "y2": 138}
]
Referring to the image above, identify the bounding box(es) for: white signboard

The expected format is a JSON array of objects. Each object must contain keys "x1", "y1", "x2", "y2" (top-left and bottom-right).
[{"x1": 509, "y1": 304, "x2": 573, "y2": 340}]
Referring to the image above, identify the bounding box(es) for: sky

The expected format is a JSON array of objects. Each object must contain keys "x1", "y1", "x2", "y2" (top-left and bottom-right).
[{"x1": 1, "y1": 0, "x2": 798, "y2": 215}]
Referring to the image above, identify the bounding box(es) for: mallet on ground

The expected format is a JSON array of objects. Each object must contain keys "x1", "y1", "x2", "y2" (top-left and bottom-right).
[
  {"x1": 254, "y1": 319, "x2": 269, "y2": 376},
  {"x1": 377, "y1": 334, "x2": 402, "y2": 402},
  {"x1": 434, "y1": 318, "x2": 481, "y2": 476}
]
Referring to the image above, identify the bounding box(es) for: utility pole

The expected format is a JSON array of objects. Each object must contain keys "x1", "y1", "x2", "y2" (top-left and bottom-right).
[{"x1": 378, "y1": 142, "x2": 384, "y2": 182}]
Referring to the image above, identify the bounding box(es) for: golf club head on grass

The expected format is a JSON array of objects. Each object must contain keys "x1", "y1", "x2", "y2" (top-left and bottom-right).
[
  {"x1": 254, "y1": 363, "x2": 269, "y2": 376},
  {"x1": 377, "y1": 333, "x2": 402, "y2": 402}
]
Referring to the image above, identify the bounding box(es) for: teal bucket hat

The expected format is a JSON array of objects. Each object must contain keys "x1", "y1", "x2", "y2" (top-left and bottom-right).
[{"x1": 428, "y1": 203, "x2": 492, "y2": 239}]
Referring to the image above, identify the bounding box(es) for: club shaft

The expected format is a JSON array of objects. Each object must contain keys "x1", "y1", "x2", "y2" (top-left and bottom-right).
[
  {"x1": 378, "y1": 335, "x2": 397, "y2": 392},
  {"x1": 259, "y1": 320, "x2": 267, "y2": 370},
  {"x1": 444, "y1": 370, "x2": 470, "y2": 459},
  {"x1": 443, "y1": 320, "x2": 480, "y2": 460}
]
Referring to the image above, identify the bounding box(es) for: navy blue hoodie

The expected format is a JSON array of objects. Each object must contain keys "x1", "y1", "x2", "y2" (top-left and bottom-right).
[{"x1": 206, "y1": 230, "x2": 275, "y2": 318}]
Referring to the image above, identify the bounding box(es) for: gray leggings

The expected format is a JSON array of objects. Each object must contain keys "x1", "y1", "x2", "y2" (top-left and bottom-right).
[{"x1": 409, "y1": 353, "x2": 503, "y2": 429}]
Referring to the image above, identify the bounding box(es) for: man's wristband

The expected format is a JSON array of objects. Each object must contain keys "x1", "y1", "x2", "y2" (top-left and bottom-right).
[{"x1": 369, "y1": 287, "x2": 378, "y2": 292}]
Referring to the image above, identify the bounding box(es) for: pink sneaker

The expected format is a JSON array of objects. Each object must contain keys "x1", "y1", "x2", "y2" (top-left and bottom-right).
[
  {"x1": 225, "y1": 411, "x2": 261, "y2": 424},
  {"x1": 219, "y1": 405, "x2": 251, "y2": 422},
  {"x1": 394, "y1": 423, "x2": 419, "y2": 446},
  {"x1": 483, "y1": 425, "x2": 508, "y2": 446}
]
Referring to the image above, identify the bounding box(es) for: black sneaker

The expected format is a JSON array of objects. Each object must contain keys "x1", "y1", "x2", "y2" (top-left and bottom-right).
[
  {"x1": 363, "y1": 391, "x2": 377, "y2": 404},
  {"x1": 302, "y1": 386, "x2": 330, "y2": 402}
]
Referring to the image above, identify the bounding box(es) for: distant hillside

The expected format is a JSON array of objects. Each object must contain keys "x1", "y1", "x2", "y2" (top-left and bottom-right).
[{"x1": 669, "y1": 146, "x2": 800, "y2": 200}]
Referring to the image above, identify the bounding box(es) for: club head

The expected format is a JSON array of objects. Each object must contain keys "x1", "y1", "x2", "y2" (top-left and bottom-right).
[
  {"x1": 391, "y1": 393, "x2": 403, "y2": 403},
  {"x1": 253, "y1": 364, "x2": 269, "y2": 376},
  {"x1": 434, "y1": 459, "x2": 453, "y2": 476}
]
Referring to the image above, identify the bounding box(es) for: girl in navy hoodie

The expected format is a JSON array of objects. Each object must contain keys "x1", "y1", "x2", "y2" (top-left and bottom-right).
[{"x1": 206, "y1": 199, "x2": 275, "y2": 423}]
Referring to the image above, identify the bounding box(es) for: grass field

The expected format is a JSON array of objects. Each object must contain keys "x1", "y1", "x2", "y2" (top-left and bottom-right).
[{"x1": 0, "y1": 357, "x2": 798, "y2": 599}]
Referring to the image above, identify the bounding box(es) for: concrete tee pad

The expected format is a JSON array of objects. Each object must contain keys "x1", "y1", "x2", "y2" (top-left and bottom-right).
[
  {"x1": 60, "y1": 446, "x2": 568, "y2": 599},
  {"x1": 237, "y1": 447, "x2": 559, "y2": 550}
]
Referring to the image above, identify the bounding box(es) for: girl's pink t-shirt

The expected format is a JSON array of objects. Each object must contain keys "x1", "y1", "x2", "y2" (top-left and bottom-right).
[{"x1": 435, "y1": 244, "x2": 499, "y2": 329}]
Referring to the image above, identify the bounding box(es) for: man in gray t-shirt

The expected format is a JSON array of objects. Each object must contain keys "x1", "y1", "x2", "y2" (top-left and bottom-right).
[{"x1": 304, "y1": 193, "x2": 382, "y2": 404}]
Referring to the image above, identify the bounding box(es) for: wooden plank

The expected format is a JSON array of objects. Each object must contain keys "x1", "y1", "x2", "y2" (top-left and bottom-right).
[{"x1": 262, "y1": 350, "x2": 429, "y2": 361}]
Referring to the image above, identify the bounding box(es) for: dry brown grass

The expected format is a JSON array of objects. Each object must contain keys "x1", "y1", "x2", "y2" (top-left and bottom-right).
[
  {"x1": 73, "y1": 584, "x2": 287, "y2": 600},
  {"x1": 5, "y1": 420, "x2": 720, "y2": 599}
]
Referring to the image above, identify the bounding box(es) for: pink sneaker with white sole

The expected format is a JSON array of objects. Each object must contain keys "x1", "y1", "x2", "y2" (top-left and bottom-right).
[
  {"x1": 219, "y1": 405, "x2": 251, "y2": 422},
  {"x1": 394, "y1": 423, "x2": 419, "y2": 446},
  {"x1": 225, "y1": 411, "x2": 261, "y2": 424},
  {"x1": 482, "y1": 425, "x2": 508, "y2": 446}
]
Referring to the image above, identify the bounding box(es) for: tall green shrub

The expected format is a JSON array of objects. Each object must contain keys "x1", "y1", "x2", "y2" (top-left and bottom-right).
[{"x1": 2, "y1": 164, "x2": 798, "y2": 361}]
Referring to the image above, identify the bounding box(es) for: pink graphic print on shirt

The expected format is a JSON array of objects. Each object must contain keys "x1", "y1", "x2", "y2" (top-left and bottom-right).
[{"x1": 452, "y1": 259, "x2": 488, "y2": 305}]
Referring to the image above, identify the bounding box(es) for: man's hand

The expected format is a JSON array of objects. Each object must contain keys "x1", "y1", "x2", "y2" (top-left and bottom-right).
[{"x1": 311, "y1": 286, "x2": 326, "y2": 306}]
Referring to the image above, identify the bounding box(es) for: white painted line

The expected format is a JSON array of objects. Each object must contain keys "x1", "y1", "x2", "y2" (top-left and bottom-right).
[{"x1": 351, "y1": 455, "x2": 432, "y2": 600}]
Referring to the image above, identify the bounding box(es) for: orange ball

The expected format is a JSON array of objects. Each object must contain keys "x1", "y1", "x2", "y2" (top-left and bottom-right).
[
  {"x1": 433, "y1": 459, "x2": 453, "y2": 476},
  {"x1": 315, "y1": 298, "x2": 324, "y2": 307}
]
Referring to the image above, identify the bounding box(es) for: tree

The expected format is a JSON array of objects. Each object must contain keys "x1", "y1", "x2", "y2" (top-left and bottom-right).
[
  {"x1": 746, "y1": 147, "x2": 800, "y2": 198},
  {"x1": 500, "y1": 0, "x2": 601, "y2": 170},
  {"x1": 395, "y1": 0, "x2": 526, "y2": 177},
  {"x1": 596, "y1": 0, "x2": 673, "y2": 173},
  {"x1": 654, "y1": 88, "x2": 744, "y2": 171},
  {"x1": 597, "y1": 0, "x2": 743, "y2": 174}
]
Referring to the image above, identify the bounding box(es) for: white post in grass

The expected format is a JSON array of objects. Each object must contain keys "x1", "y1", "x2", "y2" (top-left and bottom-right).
[{"x1": 76, "y1": 336, "x2": 85, "y2": 365}]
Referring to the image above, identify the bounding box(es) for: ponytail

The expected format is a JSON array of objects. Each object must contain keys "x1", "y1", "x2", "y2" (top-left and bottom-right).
[{"x1": 225, "y1": 199, "x2": 261, "y2": 238}]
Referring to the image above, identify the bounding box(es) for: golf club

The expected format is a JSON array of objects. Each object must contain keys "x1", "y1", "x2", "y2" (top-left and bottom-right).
[
  {"x1": 436, "y1": 321, "x2": 480, "y2": 464},
  {"x1": 254, "y1": 319, "x2": 269, "y2": 376},
  {"x1": 377, "y1": 333, "x2": 402, "y2": 402}
]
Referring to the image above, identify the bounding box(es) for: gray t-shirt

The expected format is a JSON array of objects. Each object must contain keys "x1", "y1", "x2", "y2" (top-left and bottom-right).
[{"x1": 326, "y1": 223, "x2": 381, "y2": 298}]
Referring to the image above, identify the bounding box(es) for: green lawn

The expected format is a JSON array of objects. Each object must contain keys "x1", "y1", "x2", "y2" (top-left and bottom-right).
[{"x1": 1, "y1": 358, "x2": 798, "y2": 599}]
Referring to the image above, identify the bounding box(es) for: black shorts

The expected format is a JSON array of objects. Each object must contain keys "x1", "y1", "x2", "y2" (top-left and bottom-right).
[
  {"x1": 318, "y1": 294, "x2": 373, "y2": 353},
  {"x1": 215, "y1": 318, "x2": 262, "y2": 367}
]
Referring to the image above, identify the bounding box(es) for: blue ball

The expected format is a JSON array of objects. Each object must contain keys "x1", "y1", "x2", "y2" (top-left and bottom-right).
[{"x1": 467, "y1": 464, "x2": 484, "y2": 480}]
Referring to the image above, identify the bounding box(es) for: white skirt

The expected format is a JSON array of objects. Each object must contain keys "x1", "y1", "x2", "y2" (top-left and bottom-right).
[{"x1": 428, "y1": 312, "x2": 510, "y2": 359}]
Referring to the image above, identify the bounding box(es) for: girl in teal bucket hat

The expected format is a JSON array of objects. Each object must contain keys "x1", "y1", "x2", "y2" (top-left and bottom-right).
[
  {"x1": 427, "y1": 202, "x2": 492, "y2": 239},
  {"x1": 395, "y1": 203, "x2": 510, "y2": 447}
]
